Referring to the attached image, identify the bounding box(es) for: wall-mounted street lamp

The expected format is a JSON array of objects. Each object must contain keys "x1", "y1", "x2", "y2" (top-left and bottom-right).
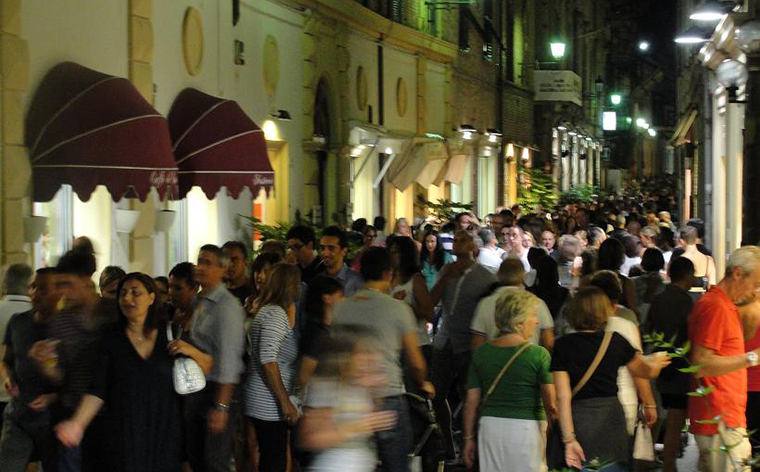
[
  {"x1": 486, "y1": 128, "x2": 502, "y2": 143},
  {"x1": 647, "y1": 128, "x2": 657, "y2": 137},
  {"x1": 610, "y1": 94, "x2": 622, "y2": 105},
  {"x1": 690, "y1": 1, "x2": 741, "y2": 22},
  {"x1": 459, "y1": 124, "x2": 477, "y2": 140},
  {"x1": 716, "y1": 58, "x2": 749, "y2": 103},
  {"x1": 549, "y1": 42, "x2": 566, "y2": 59},
  {"x1": 736, "y1": 20, "x2": 760, "y2": 53},
  {"x1": 675, "y1": 25, "x2": 713, "y2": 44},
  {"x1": 270, "y1": 109, "x2": 292, "y2": 121},
  {"x1": 639, "y1": 41, "x2": 650, "y2": 51}
]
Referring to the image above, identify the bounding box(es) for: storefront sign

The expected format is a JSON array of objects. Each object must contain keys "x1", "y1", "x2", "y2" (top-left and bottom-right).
[{"x1": 533, "y1": 71, "x2": 582, "y2": 106}]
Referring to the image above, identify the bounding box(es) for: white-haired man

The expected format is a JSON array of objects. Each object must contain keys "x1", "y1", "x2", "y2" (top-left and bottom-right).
[{"x1": 689, "y1": 246, "x2": 760, "y2": 471}]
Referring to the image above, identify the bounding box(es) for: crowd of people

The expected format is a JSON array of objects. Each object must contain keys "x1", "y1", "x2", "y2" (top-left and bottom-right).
[{"x1": 0, "y1": 192, "x2": 758, "y2": 472}]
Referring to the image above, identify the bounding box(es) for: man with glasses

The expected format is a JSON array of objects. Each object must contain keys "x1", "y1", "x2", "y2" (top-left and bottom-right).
[
  {"x1": 319, "y1": 226, "x2": 363, "y2": 297},
  {"x1": 286, "y1": 225, "x2": 324, "y2": 283}
]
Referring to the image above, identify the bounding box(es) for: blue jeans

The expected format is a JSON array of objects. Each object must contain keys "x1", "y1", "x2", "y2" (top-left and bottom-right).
[
  {"x1": 58, "y1": 441, "x2": 81, "y2": 472},
  {"x1": 375, "y1": 395, "x2": 412, "y2": 472}
]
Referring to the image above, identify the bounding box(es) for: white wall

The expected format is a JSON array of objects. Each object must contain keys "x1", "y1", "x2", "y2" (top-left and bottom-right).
[
  {"x1": 23, "y1": 0, "x2": 129, "y2": 271},
  {"x1": 425, "y1": 61, "x2": 446, "y2": 135},
  {"x1": 382, "y1": 45, "x2": 417, "y2": 131},
  {"x1": 347, "y1": 33, "x2": 379, "y2": 124},
  {"x1": 23, "y1": 0, "x2": 129, "y2": 108}
]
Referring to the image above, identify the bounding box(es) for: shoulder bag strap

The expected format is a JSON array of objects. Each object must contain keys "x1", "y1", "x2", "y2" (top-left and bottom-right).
[
  {"x1": 166, "y1": 322, "x2": 174, "y2": 341},
  {"x1": 571, "y1": 331, "x2": 613, "y2": 398},
  {"x1": 481, "y1": 342, "x2": 532, "y2": 408}
]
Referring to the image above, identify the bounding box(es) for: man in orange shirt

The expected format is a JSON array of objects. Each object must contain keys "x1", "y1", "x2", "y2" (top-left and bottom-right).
[{"x1": 689, "y1": 246, "x2": 760, "y2": 472}]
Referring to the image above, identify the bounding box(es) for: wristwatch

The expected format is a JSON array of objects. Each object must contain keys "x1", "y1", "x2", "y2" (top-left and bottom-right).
[
  {"x1": 214, "y1": 402, "x2": 230, "y2": 413},
  {"x1": 747, "y1": 352, "x2": 759, "y2": 367}
]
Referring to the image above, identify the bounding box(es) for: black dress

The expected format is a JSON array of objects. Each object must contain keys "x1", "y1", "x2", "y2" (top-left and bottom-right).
[{"x1": 90, "y1": 325, "x2": 182, "y2": 472}]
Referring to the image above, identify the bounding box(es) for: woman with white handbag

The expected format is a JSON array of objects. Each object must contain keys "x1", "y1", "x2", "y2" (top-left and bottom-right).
[{"x1": 55, "y1": 273, "x2": 190, "y2": 471}]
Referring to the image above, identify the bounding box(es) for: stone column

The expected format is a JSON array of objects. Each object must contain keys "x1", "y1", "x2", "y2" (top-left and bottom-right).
[
  {"x1": 0, "y1": 0, "x2": 32, "y2": 265},
  {"x1": 128, "y1": 0, "x2": 158, "y2": 273}
]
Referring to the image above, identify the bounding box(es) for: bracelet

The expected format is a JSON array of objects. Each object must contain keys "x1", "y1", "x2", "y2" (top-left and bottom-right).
[
  {"x1": 464, "y1": 435, "x2": 475, "y2": 441},
  {"x1": 644, "y1": 404, "x2": 657, "y2": 409},
  {"x1": 562, "y1": 433, "x2": 577, "y2": 443},
  {"x1": 214, "y1": 402, "x2": 230, "y2": 413}
]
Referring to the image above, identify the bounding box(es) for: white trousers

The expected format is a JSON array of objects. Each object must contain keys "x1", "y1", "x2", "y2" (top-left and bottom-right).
[{"x1": 695, "y1": 427, "x2": 752, "y2": 472}]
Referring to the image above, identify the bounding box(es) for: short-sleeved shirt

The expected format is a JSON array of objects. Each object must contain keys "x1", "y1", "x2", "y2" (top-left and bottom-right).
[
  {"x1": 688, "y1": 286, "x2": 746, "y2": 435},
  {"x1": 550, "y1": 331, "x2": 637, "y2": 401},
  {"x1": 470, "y1": 286, "x2": 554, "y2": 346},
  {"x1": 336, "y1": 264, "x2": 364, "y2": 298},
  {"x1": 49, "y1": 304, "x2": 108, "y2": 411},
  {"x1": 189, "y1": 284, "x2": 246, "y2": 384},
  {"x1": 3, "y1": 310, "x2": 55, "y2": 423},
  {"x1": 466, "y1": 343, "x2": 552, "y2": 421},
  {"x1": 332, "y1": 289, "x2": 417, "y2": 397},
  {"x1": 244, "y1": 304, "x2": 299, "y2": 420},
  {"x1": 434, "y1": 263, "x2": 497, "y2": 353}
]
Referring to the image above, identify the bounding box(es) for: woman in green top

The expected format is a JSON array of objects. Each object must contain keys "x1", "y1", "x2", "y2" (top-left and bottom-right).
[{"x1": 462, "y1": 290, "x2": 557, "y2": 472}]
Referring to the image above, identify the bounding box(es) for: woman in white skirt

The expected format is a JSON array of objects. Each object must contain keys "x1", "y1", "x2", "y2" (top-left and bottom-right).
[{"x1": 462, "y1": 290, "x2": 557, "y2": 472}]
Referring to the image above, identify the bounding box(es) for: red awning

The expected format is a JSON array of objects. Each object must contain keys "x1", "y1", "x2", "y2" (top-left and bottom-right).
[
  {"x1": 167, "y1": 88, "x2": 274, "y2": 199},
  {"x1": 25, "y1": 62, "x2": 178, "y2": 202}
]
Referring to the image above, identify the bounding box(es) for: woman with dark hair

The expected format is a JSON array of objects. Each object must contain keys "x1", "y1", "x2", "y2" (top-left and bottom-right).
[
  {"x1": 246, "y1": 252, "x2": 284, "y2": 316},
  {"x1": 597, "y1": 238, "x2": 639, "y2": 319},
  {"x1": 420, "y1": 230, "x2": 453, "y2": 291},
  {"x1": 633, "y1": 248, "x2": 665, "y2": 323},
  {"x1": 297, "y1": 275, "x2": 344, "y2": 387},
  {"x1": 389, "y1": 237, "x2": 435, "y2": 351},
  {"x1": 244, "y1": 263, "x2": 302, "y2": 472},
  {"x1": 56, "y1": 273, "x2": 184, "y2": 471},
  {"x1": 528, "y1": 256, "x2": 569, "y2": 320}
]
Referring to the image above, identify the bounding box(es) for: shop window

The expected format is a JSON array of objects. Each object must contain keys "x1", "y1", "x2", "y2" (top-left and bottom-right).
[
  {"x1": 167, "y1": 198, "x2": 189, "y2": 268},
  {"x1": 33, "y1": 185, "x2": 73, "y2": 269}
]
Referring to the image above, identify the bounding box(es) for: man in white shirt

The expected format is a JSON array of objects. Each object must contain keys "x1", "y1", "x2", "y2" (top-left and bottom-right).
[
  {"x1": 477, "y1": 228, "x2": 505, "y2": 274},
  {"x1": 470, "y1": 258, "x2": 554, "y2": 352},
  {"x1": 0, "y1": 264, "x2": 33, "y2": 427}
]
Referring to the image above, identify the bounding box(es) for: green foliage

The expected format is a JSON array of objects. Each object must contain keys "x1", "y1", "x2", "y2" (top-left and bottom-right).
[
  {"x1": 517, "y1": 165, "x2": 557, "y2": 213},
  {"x1": 240, "y1": 211, "x2": 322, "y2": 258},
  {"x1": 417, "y1": 196, "x2": 474, "y2": 222},
  {"x1": 559, "y1": 184, "x2": 602, "y2": 206},
  {"x1": 240, "y1": 211, "x2": 363, "y2": 260}
]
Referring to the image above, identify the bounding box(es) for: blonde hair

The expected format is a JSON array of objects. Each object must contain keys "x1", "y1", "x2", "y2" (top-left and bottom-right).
[
  {"x1": 494, "y1": 290, "x2": 540, "y2": 334},
  {"x1": 567, "y1": 286, "x2": 614, "y2": 331}
]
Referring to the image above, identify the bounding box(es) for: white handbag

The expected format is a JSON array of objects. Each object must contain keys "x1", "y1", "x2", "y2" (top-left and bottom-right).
[
  {"x1": 167, "y1": 323, "x2": 206, "y2": 395},
  {"x1": 633, "y1": 420, "x2": 655, "y2": 461}
]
